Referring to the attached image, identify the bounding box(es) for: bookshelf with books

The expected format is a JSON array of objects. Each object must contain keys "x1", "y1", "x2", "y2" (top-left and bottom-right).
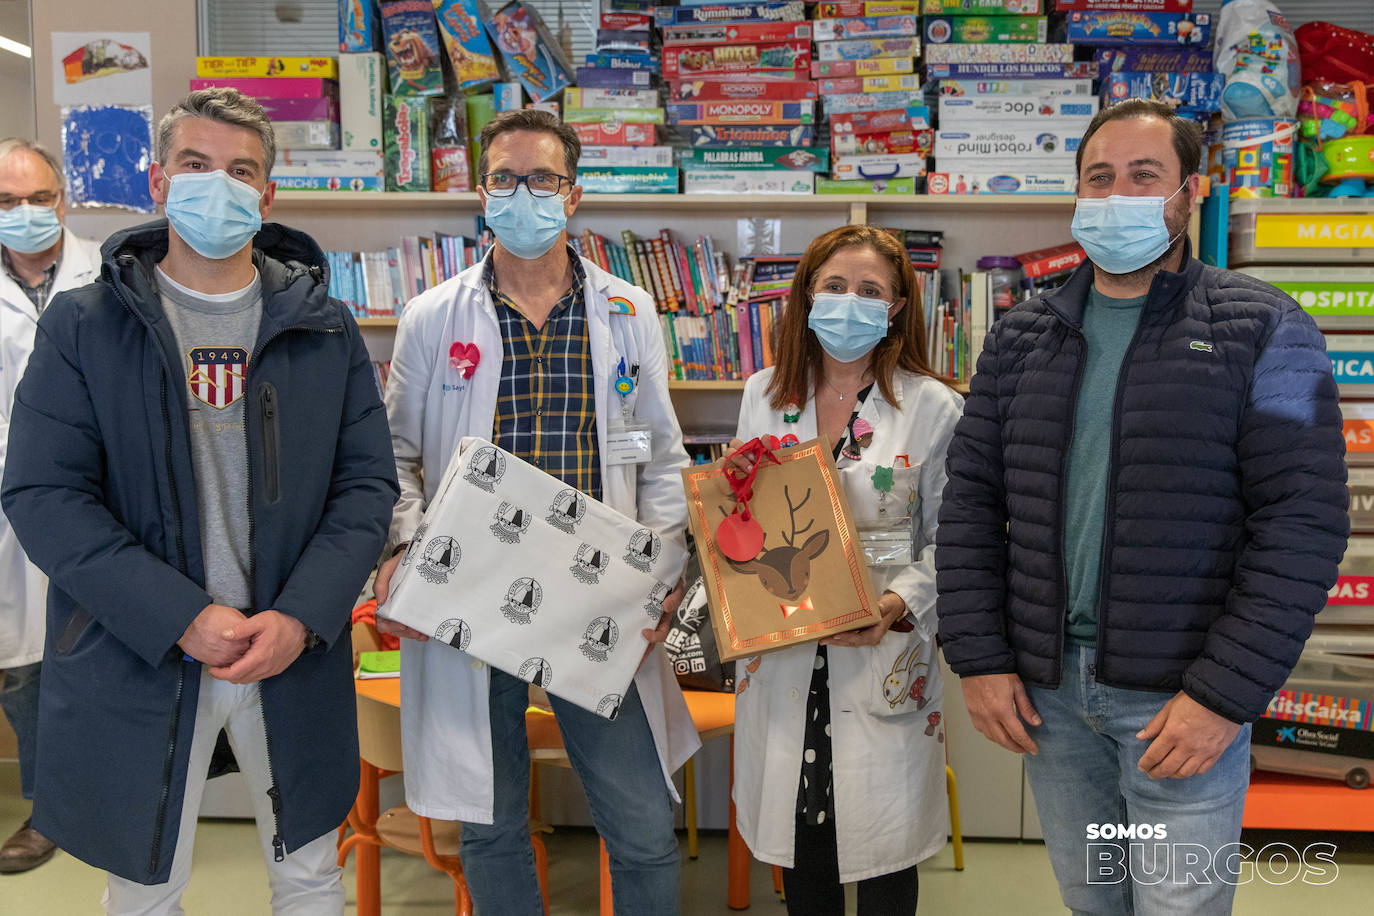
[{"x1": 159, "y1": 192, "x2": 1073, "y2": 436}]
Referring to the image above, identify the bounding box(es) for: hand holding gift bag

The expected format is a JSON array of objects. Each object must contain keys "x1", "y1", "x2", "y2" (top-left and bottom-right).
[
  {"x1": 382, "y1": 437, "x2": 687, "y2": 718},
  {"x1": 681, "y1": 436, "x2": 882, "y2": 661}
]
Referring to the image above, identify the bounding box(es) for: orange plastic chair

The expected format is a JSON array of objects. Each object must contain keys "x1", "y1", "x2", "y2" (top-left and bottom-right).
[{"x1": 340, "y1": 623, "x2": 550, "y2": 916}]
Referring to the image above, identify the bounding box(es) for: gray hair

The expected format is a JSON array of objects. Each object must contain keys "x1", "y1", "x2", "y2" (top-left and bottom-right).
[
  {"x1": 157, "y1": 88, "x2": 277, "y2": 176},
  {"x1": 0, "y1": 138, "x2": 64, "y2": 187}
]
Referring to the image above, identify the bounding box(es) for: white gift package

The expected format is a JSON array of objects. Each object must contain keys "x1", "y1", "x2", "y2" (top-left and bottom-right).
[{"x1": 382, "y1": 437, "x2": 688, "y2": 718}]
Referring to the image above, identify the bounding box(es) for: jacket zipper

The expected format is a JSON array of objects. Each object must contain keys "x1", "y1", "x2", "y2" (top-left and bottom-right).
[
  {"x1": 111, "y1": 274, "x2": 191, "y2": 879},
  {"x1": 1054, "y1": 327, "x2": 1088, "y2": 688},
  {"x1": 1092, "y1": 312, "x2": 1150, "y2": 675},
  {"x1": 259, "y1": 382, "x2": 281, "y2": 504},
  {"x1": 245, "y1": 324, "x2": 343, "y2": 863}
]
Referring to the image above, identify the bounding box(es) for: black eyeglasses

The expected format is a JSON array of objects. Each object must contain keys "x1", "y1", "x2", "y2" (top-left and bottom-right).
[
  {"x1": 480, "y1": 172, "x2": 572, "y2": 198},
  {"x1": 0, "y1": 191, "x2": 61, "y2": 210}
]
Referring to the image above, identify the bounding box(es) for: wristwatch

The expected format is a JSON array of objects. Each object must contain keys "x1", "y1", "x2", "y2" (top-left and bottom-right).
[{"x1": 303, "y1": 626, "x2": 324, "y2": 652}]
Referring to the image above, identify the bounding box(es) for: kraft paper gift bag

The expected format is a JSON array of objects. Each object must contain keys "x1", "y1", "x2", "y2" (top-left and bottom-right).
[
  {"x1": 681, "y1": 437, "x2": 881, "y2": 661},
  {"x1": 382, "y1": 437, "x2": 688, "y2": 718}
]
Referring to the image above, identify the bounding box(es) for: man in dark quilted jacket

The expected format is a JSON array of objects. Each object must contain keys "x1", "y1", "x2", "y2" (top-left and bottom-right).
[{"x1": 936, "y1": 99, "x2": 1348, "y2": 915}]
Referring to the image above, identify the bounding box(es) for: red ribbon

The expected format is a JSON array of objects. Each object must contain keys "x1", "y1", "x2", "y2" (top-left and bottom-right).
[
  {"x1": 723, "y1": 437, "x2": 782, "y2": 522},
  {"x1": 715, "y1": 438, "x2": 782, "y2": 562}
]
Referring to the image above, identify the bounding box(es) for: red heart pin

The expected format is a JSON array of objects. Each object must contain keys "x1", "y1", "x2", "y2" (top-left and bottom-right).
[{"x1": 449, "y1": 342, "x2": 480, "y2": 379}]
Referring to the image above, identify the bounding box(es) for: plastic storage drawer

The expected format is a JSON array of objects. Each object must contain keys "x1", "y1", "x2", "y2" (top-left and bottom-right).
[
  {"x1": 1240, "y1": 266, "x2": 1374, "y2": 329},
  {"x1": 1230, "y1": 198, "x2": 1374, "y2": 267},
  {"x1": 1342, "y1": 403, "x2": 1374, "y2": 467},
  {"x1": 1323, "y1": 535, "x2": 1374, "y2": 625},
  {"x1": 1253, "y1": 651, "x2": 1374, "y2": 788}
]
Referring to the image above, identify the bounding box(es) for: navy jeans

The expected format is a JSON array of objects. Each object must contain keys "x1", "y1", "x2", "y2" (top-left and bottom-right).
[
  {"x1": 1023, "y1": 642, "x2": 1251, "y2": 916},
  {"x1": 0, "y1": 662, "x2": 40, "y2": 800},
  {"x1": 459, "y1": 668, "x2": 680, "y2": 916}
]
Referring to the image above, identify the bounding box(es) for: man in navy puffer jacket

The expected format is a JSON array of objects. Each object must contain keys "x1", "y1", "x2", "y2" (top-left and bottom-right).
[{"x1": 936, "y1": 100, "x2": 1348, "y2": 915}]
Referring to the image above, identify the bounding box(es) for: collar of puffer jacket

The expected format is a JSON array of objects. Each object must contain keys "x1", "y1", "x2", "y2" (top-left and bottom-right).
[{"x1": 1043, "y1": 238, "x2": 1204, "y2": 330}]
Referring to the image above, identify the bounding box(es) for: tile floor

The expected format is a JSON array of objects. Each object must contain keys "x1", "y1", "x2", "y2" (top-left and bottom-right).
[{"x1": 2, "y1": 763, "x2": 1372, "y2": 914}]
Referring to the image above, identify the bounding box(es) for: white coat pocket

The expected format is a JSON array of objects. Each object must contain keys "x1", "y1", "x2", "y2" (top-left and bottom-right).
[{"x1": 867, "y1": 631, "x2": 940, "y2": 719}]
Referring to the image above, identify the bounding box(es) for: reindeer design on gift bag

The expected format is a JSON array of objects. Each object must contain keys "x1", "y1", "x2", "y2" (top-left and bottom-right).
[{"x1": 723, "y1": 485, "x2": 829, "y2": 602}]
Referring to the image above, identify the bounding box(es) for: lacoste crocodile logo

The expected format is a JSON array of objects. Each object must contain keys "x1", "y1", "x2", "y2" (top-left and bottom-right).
[{"x1": 1190, "y1": 340, "x2": 1213, "y2": 353}]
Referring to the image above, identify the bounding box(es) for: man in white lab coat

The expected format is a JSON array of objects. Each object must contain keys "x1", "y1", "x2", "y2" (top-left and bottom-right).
[
  {"x1": 0, "y1": 138, "x2": 100, "y2": 873},
  {"x1": 375, "y1": 109, "x2": 700, "y2": 915}
]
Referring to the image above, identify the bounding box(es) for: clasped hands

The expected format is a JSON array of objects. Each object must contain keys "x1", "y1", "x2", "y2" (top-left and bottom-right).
[{"x1": 178, "y1": 603, "x2": 307, "y2": 684}]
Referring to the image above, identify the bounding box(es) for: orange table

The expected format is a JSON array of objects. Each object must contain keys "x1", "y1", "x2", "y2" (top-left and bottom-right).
[
  {"x1": 352, "y1": 678, "x2": 749, "y2": 910},
  {"x1": 1243, "y1": 771, "x2": 1374, "y2": 831}
]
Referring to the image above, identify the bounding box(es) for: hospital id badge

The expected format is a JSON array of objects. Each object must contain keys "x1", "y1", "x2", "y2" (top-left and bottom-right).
[
  {"x1": 857, "y1": 518, "x2": 914, "y2": 567},
  {"x1": 607, "y1": 421, "x2": 653, "y2": 466}
]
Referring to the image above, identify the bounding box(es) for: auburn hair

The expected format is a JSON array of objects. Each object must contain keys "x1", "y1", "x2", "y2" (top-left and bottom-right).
[{"x1": 765, "y1": 224, "x2": 949, "y2": 411}]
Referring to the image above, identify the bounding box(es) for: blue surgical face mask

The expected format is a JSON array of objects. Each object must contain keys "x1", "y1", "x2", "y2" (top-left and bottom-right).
[
  {"x1": 808, "y1": 292, "x2": 891, "y2": 363},
  {"x1": 0, "y1": 204, "x2": 62, "y2": 255},
  {"x1": 164, "y1": 170, "x2": 264, "y2": 260},
  {"x1": 484, "y1": 186, "x2": 568, "y2": 260},
  {"x1": 1070, "y1": 182, "x2": 1188, "y2": 275}
]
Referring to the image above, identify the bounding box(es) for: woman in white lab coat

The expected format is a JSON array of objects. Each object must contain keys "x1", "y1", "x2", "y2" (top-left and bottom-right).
[{"x1": 730, "y1": 224, "x2": 963, "y2": 914}]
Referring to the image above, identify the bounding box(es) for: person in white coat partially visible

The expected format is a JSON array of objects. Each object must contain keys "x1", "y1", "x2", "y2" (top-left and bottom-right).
[
  {"x1": 0, "y1": 138, "x2": 100, "y2": 874},
  {"x1": 728, "y1": 225, "x2": 962, "y2": 915},
  {"x1": 373, "y1": 109, "x2": 700, "y2": 915}
]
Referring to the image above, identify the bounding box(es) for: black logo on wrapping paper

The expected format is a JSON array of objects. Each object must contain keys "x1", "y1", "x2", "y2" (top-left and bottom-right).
[
  {"x1": 623, "y1": 528, "x2": 662, "y2": 573},
  {"x1": 571, "y1": 543, "x2": 611, "y2": 584},
  {"x1": 580, "y1": 616, "x2": 619, "y2": 662},
  {"x1": 644, "y1": 581, "x2": 672, "y2": 620},
  {"x1": 418, "y1": 536, "x2": 461, "y2": 584},
  {"x1": 463, "y1": 446, "x2": 506, "y2": 493},
  {"x1": 597, "y1": 694, "x2": 623, "y2": 720},
  {"x1": 401, "y1": 525, "x2": 427, "y2": 567},
  {"x1": 547, "y1": 488, "x2": 588, "y2": 534},
  {"x1": 435, "y1": 618, "x2": 471, "y2": 651},
  {"x1": 519, "y1": 657, "x2": 554, "y2": 688},
  {"x1": 490, "y1": 502, "x2": 532, "y2": 544},
  {"x1": 501, "y1": 577, "x2": 543, "y2": 625}
]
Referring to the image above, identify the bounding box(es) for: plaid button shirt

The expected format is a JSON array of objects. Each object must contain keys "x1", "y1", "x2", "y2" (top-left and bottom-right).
[
  {"x1": 487, "y1": 250, "x2": 602, "y2": 501},
  {"x1": 2, "y1": 247, "x2": 60, "y2": 312}
]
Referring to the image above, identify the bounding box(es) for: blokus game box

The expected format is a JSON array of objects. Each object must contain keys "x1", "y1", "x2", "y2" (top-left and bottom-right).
[
  {"x1": 486, "y1": 0, "x2": 574, "y2": 102},
  {"x1": 433, "y1": 0, "x2": 501, "y2": 91},
  {"x1": 380, "y1": 0, "x2": 445, "y2": 95},
  {"x1": 384, "y1": 94, "x2": 431, "y2": 191}
]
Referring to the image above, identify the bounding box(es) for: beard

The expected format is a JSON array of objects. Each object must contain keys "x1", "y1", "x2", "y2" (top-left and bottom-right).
[{"x1": 1097, "y1": 192, "x2": 1192, "y2": 285}]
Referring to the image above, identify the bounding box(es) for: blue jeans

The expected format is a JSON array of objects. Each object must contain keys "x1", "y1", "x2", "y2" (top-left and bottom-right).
[
  {"x1": 0, "y1": 662, "x2": 40, "y2": 800},
  {"x1": 459, "y1": 669, "x2": 680, "y2": 916},
  {"x1": 1023, "y1": 642, "x2": 1251, "y2": 916}
]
